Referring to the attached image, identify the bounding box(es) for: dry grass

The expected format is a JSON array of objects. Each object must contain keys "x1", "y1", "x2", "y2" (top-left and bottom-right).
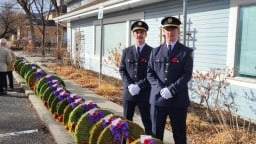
[{"x1": 44, "y1": 63, "x2": 256, "y2": 144}]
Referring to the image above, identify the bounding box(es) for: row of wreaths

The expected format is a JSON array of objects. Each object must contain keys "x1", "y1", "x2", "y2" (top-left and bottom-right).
[{"x1": 14, "y1": 57, "x2": 163, "y2": 144}]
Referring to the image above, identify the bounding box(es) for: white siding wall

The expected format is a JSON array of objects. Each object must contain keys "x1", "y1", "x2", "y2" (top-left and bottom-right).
[{"x1": 66, "y1": 0, "x2": 256, "y2": 122}]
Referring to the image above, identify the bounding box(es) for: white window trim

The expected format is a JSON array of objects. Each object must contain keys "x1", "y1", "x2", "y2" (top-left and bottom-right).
[{"x1": 227, "y1": 0, "x2": 256, "y2": 87}]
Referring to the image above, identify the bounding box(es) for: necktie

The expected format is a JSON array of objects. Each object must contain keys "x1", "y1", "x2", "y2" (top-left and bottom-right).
[
  {"x1": 137, "y1": 47, "x2": 140, "y2": 55},
  {"x1": 168, "y1": 45, "x2": 172, "y2": 56}
]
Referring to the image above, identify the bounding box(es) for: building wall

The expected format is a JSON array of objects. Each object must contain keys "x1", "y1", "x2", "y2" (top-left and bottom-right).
[{"x1": 66, "y1": 0, "x2": 256, "y2": 121}]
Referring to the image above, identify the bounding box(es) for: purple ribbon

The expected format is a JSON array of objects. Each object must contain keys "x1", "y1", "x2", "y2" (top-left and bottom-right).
[
  {"x1": 82, "y1": 102, "x2": 97, "y2": 112},
  {"x1": 101, "y1": 115, "x2": 114, "y2": 128},
  {"x1": 70, "y1": 98, "x2": 83, "y2": 108},
  {"x1": 86, "y1": 110, "x2": 105, "y2": 123},
  {"x1": 30, "y1": 63, "x2": 36, "y2": 69},
  {"x1": 36, "y1": 69, "x2": 45, "y2": 79},
  {"x1": 110, "y1": 119, "x2": 129, "y2": 142},
  {"x1": 67, "y1": 94, "x2": 80, "y2": 104},
  {"x1": 57, "y1": 92, "x2": 70, "y2": 101},
  {"x1": 45, "y1": 75, "x2": 54, "y2": 83}
]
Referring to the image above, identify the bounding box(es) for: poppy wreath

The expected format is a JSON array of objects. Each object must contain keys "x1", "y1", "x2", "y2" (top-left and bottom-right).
[
  {"x1": 20, "y1": 63, "x2": 39, "y2": 78},
  {"x1": 131, "y1": 137, "x2": 163, "y2": 144},
  {"x1": 35, "y1": 75, "x2": 66, "y2": 98},
  {"x1": 63, "y1": 94, "x2": 83, "y2": 127},
  {"x1": 50, "y1": 90, "x2": 70, "y2": 117},
  {"x1": 74, "y1": 108, "x2": 114, "y2": 144},
  {"x1": 97, "y1": 119, "x2": 145, "y2": 144},
  {"x1": 25, "y1": 69, "x2": 46, "y2": 90},
  {"x1": 44, "y1": 86, "x2": 65, "y2": 109},
  {"x1": 14, "y1": 58, "x2": 26, "y2": 72},
  {"x1": 41, "y1": 82, "x2": 60, "y2": 103},
  {"x1": 56, "y1": 93, "x2": 75, "y2": 122},
  {"x1": 88, "y1": 114, "x2": 123, "y2": 144},
  {"x1": 68, "y1": 100, "x2": 98, "y2": 135}
]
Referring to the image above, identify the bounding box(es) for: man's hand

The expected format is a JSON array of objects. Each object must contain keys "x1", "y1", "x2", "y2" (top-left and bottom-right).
[
  {"x1": 160, "y1": 87, "x2": 173, "y2": 99},
  {"x1": 128, "y1": 84, "x2": 141, "y2": 96}
]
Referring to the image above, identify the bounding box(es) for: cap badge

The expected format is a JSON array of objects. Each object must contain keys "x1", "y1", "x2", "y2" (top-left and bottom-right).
[
  {"x1": 138, "y1": 22, "x2": 142, "y2": 26},
  {"x1": 167, "y1": 18, "x2": 173, "y2": 23}
]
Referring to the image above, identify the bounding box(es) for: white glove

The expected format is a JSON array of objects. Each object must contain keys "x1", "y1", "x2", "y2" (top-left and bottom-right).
[
  {"x1": 160, "y1": 87, "x2": 173, "y2": 99},
  {"x1": 128, "y1": 84, "x2": 141, "y2": 96}
]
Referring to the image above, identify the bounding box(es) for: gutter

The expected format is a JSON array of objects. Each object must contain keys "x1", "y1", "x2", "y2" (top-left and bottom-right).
[{"x1": 54, "y1": 0, "x2": 163, "y2": 23}]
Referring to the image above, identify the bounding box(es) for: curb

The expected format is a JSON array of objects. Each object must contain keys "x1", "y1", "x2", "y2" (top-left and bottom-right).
[{"x1": 13, "y1": 72, "x2": 75, "y2": 144}]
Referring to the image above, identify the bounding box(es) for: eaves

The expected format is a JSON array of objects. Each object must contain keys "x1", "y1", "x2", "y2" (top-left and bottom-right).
[{"x1": 54, "y1": 0, "x2": 165, "y2": 23}]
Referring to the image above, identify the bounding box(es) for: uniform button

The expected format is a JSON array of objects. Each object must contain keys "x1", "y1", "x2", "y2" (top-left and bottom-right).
[
  {"x1": 165, "y1": 70, "x2": 168, "y2": 73},
  {"x1": 165, "y1": 78, "x2": 167, "y2": 81},
  {"x1": 134, "y1": 75, "x2": 137, "y2": 78},
  {"x1": 135, "y1": 69, "x2": 137, "y2": 72},
  {"x1": 166, "y1": 63, "x2": 169, "y2": 66},
  {"x1": 135, "y1": 63, "x2": 138, "y2": 65}
]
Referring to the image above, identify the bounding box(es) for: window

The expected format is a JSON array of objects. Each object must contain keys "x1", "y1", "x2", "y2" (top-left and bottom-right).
[
  {"x1": 236, "y1": 4, "x2": 256, "y2": 77},
  {"x1": 95, "y1": 22, "x2": 127, "y2": 56},
  {"x1": 94, "y1": 12, "x2": 144, "y2": 56}
]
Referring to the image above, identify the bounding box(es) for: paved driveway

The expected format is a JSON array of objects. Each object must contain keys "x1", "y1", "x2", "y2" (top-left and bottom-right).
[{"x1": 0, "y1": 82, "x2": 56, "y2": 144}]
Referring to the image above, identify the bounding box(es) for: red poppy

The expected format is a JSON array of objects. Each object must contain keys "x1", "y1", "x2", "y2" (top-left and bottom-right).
[
  {"x1": 71, "y1": 123, "x2": 76, "y2": 132},
  {"x1": 140, "y1": 58, "x2": 145, "y2": 62},
  {"x1": 129, "y1": 136, "x2": 136, "y2": 143},
  {"x1": 144, "y1": 139, "x2": 151, "y2": 144},
  {"x1": 58, "y1": 115, "x2": 63, "y2": 122},
  {"x1": 171, "y1": 57, "x2": 178, "y2": 63},
  {"x1": 53, "y1": 112, "x2": 58, "y2": 119},
  {"x1": 65, "y1": 124, "x2": 69, "y2": 131}
]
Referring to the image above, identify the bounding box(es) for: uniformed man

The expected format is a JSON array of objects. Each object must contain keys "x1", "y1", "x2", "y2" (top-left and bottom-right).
[
  {"x1": 147, "y1": 16, "x2": 193, "y2": 143},
  {"x1": 119, "y1": 20, "x2": 152, "y2": 135}
]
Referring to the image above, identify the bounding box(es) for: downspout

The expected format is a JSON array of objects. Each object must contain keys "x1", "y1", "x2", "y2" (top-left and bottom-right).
[{"x1": 183, "y1": 0, "x2": 188, "y2": 46}]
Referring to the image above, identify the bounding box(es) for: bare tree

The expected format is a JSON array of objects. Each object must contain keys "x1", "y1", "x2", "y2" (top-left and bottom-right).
[
  {"x1": 51, "y1": 0, "x2": 65, "y2": 59},
  {"x1": 0, "y1": 1, "x2": 21, "y2": 38},
  {"x1": 32, "y1": 0, "x2": 52, "y2": 55},
  {"x1": 16, "y1": 0, "x2": 36, "y2": 49}
]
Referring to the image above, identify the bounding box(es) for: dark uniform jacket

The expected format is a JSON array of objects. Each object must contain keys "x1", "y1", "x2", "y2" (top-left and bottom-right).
[
  {"x1": 147, "y1": 41, "x2": 193, "y2": 108},
  {"x1": 119, "y1": 44, "x2": 153, "y2": 101}
]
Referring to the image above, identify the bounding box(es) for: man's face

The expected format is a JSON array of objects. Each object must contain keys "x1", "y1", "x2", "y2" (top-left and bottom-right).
[
  {"x1": 163, "y1": 27, "x2": 179, "y2": 43},
  {"x1": 133, "y1": 29, "x2": 147, "y2": 44}
]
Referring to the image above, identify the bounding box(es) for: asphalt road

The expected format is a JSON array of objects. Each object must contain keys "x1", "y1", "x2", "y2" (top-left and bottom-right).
[{"x1": 0, "y1": 81, "x2": 56, "y2": 144}]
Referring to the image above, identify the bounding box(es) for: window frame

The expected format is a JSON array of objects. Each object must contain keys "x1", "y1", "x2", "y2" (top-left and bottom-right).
[{"x1": 93, "y1": 12, "x2": 144, "y2": 57}]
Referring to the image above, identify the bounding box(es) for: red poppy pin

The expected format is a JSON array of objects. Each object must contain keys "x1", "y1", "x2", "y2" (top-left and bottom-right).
[
  {"x1": 140, "y1": 58, "x2": 146, "y2": 62},
  {"x1": 171, "y1": 57, "x2": 179, "y2": 63}
]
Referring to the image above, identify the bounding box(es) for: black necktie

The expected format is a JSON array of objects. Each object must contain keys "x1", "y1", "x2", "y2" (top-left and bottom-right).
[
  {"x1": 137, "y1": 47, "x2": 140, "y2": 55},
  {"x1": 168, "y1": 45, "x2": 172, "y2": 56}
]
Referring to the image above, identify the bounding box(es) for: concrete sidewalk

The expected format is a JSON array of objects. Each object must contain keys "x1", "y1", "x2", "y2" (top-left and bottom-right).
[{"x1": 13, "y1": 52, "x2": 175, "y2": 144}]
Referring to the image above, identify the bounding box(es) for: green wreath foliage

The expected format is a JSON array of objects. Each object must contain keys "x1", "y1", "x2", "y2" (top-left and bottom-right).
[
  {"x1": 56, "y1": 99, "x2": 69, "y2": 122},
  {"x1": 97, "y1": 120, "x2": 145, "y2": 144},
  {"x1": 130, "y1": 138, "x2": 163, "y2": 144},
  {"x1": 74, "y1": 108, "x2": 114, "y2": 144},
  {"x1": 68, "y1": 103, "x2": 99, "y2": 135},
  {"x1": 89, "y1": 114, "x2": 121, "y2": 144},
  {"x1": 14, "y1": 59, "x2": 26, "y2": 72},
  {"x1": 63, "y1": 105, "x2": 74, "y2": 127}
]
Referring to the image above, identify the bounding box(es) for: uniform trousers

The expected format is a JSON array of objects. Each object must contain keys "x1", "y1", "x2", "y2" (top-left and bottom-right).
[
  {"x1": 151, "y1": 105, "x2": 188, "y2": 144},
  {"x1": 123, "y1": 100, "x2": 152, "y2": 135}
]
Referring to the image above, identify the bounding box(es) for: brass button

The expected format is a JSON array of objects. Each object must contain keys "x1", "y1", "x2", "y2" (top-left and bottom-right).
[
  {"x1": 165, "y1": 78, "x2": 167, "y2": 81},
  {"x1": 166, "y1": 63, "x2": 169, "y2": 66}
]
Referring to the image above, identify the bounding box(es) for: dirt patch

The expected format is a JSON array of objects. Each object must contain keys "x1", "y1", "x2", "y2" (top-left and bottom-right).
[{"x1": 44, "y1": 63, "x2": 256, "y2": 144}]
